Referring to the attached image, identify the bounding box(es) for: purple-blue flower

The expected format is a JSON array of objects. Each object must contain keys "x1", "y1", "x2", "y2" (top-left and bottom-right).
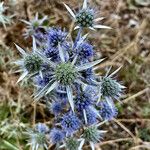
[
  {"x1": 79, "y1": 107, "x2": 98, "y2": 125},
  {"x1": 47, "y1": 28, "x2": 68, "y2": 48},
  {"x1": 80, "y1": 68, "x2": 97, "y2": 84},
  {"x1": 34, "y1": 31, "x2": 47, "y2": 43},
  {"x1": 99, "y1": 99, "x2": 118, "y2": 121},
  {"x1": 34, "y1": 72, "x2": 53, "y2": 87},
  {"x1": 49, "y1": 128, "x2": 65, "y2": 144},
  {"x1": 61, "y1": 112, "x2": 81, "y2": 134},
  {"x1": 85, "y1": 85, "x2": 99, "y2": 101},
  {"x1": 50, "y1": 100, "x2": 64, "y2": 116},
  {"x1": 77, "y1": 42, "x2": 94, "y2": 60},
  {"x1": 74, "y1": 90, "x2": 93, "y2": 112},
  {"x1": 44, "y1": 27, "x2": 70, "y2": 62},
  {"x1": 44, "y1": 47, "x2": 60, "y2": 61}
]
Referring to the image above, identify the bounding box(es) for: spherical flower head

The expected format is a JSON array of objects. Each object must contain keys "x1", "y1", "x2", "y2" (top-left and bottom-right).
[
  {"x1": 85, "y1": 85, "x2": 99, "y2": 101},
  {"x1": 66, "y1": 138, "x2": 80, "y2": 150},
  {"x1": 83, "y1": 126, "x2": 102, "y2": 143},
  {"x1": 101, "y1": 77, "x2": 123, "y2": 99},
  {"x1": 50, "y1": 101, "x2": 63, "y2": 115},
  {"x1": 44, "y1": 47, "x2": 59, "y2": 61},
  {"x1": 61, "y1": 112, "x2": 81, "y2": 134},
  {"x1": 84, "y1": 107, "x2": 98, "y2": 125},
  {"x1": 76, "y1": 9, "x2": 94, "y2": 28},
  {"x1": 75, "y1": 91, "x2": 92, "y2": 112},
  {"x1": 49, "y1": 128, "x2": 65, "y2": 144},
  {"x1": 24, "y1": 53, "x2": 43, "y2": 73},
  {"x1": 55, "y1": 62, "x2": 78, "y2": 85},
  {"x1": 47, "y1": 28, "x2": 68, "y2": 47},
  {"x1": 35, "y1": 132, "x2": 46, "y2": 144},
  {"x1": 78, "y1": 42, "x2": 94, "y2": 60},
  {"x1": 99, "y1": 100, "x2": 118, "y2": 121},
  {"x1": 35, "y1": 123, "x2": 49, "y2": 133}
]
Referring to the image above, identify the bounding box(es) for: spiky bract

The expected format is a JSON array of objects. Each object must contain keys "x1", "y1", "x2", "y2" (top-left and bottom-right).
[{"x1": 83, "y1": 126, "x2": 102, "y2": 143}]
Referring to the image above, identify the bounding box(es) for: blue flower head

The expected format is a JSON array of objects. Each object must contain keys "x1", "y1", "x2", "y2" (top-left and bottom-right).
[
  {"x1": 35, "y1": 123, "x2": 49, "y2": 133},
  {"x1": 14, "y1": 38, "x2": 45, "y2": 83},
  {"x1": 50, "y1": 100, "x2": 64, "y2": 116},
  {"x1": 74, "y1": 90, "x2": 93, "y2": 112},
  {"x1": 47, "y1": 27, "x2": 68, "y2": 48},
  {"x1": 49, "y1": 128, "x2": 65, "y2": 144},
  {"x1": 99, "y1": 99, "x2": 118, "y2": 121},
  {"x1": 44, "y1": 27, "x2": 70, "y2": 62},
  {"x1": 85, "y1": 107, "x2": 98, "y2": 125},
  {"x1": 44, "y1": 47, "x2": 59, "y2": 61},
  {"x1": 61, "y1": 112, "x2": 81, "y2": 134},
  {"x1": 76, "y1": 42, "x2": 94, "y2": 60},
  {"x1": 32, "y1": 35, "x2": 104, "y2": 111},
  {"x1": 85, "y1": 85, "x2": 99, "y2": 101},
  {"x1": 79, "y1": 107, "x2": 98, "y2": 125}
]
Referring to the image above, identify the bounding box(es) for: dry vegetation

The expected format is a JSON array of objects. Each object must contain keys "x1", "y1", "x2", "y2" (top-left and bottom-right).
[{"x1": 0, "y1": 0, "x2": 150, "y2": 149}]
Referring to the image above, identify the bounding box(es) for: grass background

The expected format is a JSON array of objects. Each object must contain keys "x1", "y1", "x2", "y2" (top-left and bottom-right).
[{"x1": 0, "y1": 0, "x2": 150, "y2": 149}]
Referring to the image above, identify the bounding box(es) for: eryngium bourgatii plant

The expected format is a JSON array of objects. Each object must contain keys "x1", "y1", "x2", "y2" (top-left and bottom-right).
[{"x1": 14, "y1": 0, "x2": 125, "y2": 149}]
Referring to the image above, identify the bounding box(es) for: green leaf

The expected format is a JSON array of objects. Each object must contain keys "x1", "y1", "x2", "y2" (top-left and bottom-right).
[{"x1": 3, "y1": 140, "x2": 19, "y2": 150}]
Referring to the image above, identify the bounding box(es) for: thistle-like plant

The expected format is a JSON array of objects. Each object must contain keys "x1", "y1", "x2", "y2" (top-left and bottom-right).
[
  {"x1": 64, "y1": 0, "x2": 111, "y2": 30},
  {"x1": 14, "y1": 0, "x2": 125, "y2": 150},
  {"x1": 14, "y1": 39, "x2": 43, "y2": 83},
  {"x1": 21, "y1": 13, "x2": 48, "y2": 38}
]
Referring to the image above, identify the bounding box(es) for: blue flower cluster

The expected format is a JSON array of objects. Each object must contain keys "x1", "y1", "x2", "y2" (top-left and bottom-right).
[{"x1": 14, "y1": 0, "x2": 125, "y2": 150}]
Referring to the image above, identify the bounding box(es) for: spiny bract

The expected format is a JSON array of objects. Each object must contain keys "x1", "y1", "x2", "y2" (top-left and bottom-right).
[{"x1": 83, "y1": 126, "x2": 102, "y2": 143}]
